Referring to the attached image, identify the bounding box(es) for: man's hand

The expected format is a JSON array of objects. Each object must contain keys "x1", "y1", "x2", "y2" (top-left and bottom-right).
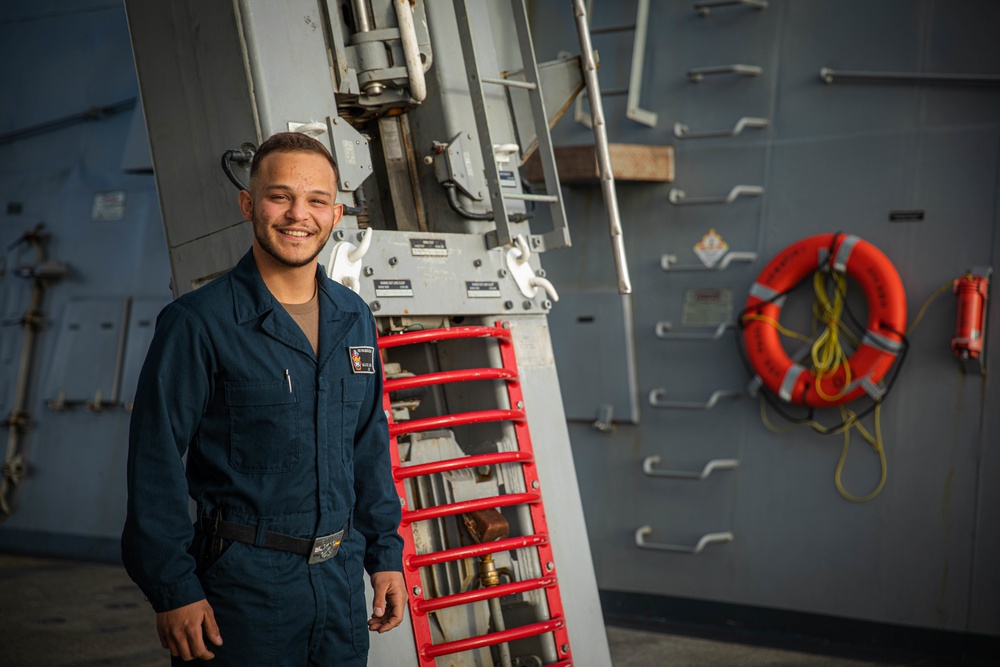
[
  {"x1": 369, "y1": 571, "x2": 406, "y2": 633},
  {"x1": 156, "y1": 599, "x2": 223, "y2": 661}
]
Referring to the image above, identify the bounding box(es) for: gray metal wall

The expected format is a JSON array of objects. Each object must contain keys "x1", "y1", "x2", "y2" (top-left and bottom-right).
[
  {"x1": 0, "y1": 1, "x2": 171, "y2": 559},
  {"x1": 533, "y1": 0, "x2": 1000, "y2": 637}
]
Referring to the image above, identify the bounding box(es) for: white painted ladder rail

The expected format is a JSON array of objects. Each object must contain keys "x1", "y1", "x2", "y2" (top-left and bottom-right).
[{"x1": 573, "y1": 0, "x2": 633, "y2": 294}]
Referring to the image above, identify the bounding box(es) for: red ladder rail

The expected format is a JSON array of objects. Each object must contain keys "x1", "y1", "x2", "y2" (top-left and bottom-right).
[{"x1": 379, "y1": 323, "x2": 573, "y2": 665}]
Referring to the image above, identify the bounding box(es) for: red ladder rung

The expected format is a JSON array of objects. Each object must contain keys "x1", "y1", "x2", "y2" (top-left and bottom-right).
[
  {"x1": 385, "y1": 367, "x2": 517, "y2": 393},
  {"x1": 414, "y1": 576, "x2": 557, "y2": 614},
  {"x1": 402, "y1": 492, "x2": 541, "y2": 525},
  {"x1": 406, "y1": 534, "x2": 548, "y2": 569},
  {"x1": 390, "y1": 409, "x2": 524, "y2": 437},
  {"x1": 379, "y1": 325, "x2": 511, "y2": 349},
  {"x1": 421, "y1": 617, "x2": 566, "y2": 660},
  {"x1": 395, "y1": 451, "x2": 533, "y2": 481}
]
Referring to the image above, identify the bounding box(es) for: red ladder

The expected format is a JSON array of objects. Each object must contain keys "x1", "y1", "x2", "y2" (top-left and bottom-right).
[{"x1": 379, "y1": 323, "x2": 573, "y2": 666}]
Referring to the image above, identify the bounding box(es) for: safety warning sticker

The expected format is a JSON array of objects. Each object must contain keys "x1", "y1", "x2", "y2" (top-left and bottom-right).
[{"x1": 693, "y1": 229, "x2": 729, "y2": 268}]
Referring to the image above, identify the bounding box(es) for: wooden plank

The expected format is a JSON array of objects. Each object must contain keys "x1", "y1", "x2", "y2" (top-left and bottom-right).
[{"x1": 521, "y1": 143, "x2": 674, "y2": 184}]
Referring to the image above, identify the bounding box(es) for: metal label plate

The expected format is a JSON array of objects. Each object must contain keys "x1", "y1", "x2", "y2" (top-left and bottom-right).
[
  {"x1": 466, "y1": 281, "x2": 501, "y2": 298},
  {"x1": 410, "y1": 238, "x2": 448, "y2": 257},
  {"x1": 374, "y1": 279, "x2": 414, "y2": 297}
]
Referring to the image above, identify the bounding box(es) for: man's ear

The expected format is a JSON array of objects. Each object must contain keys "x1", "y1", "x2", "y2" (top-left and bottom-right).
[
  {"x1": 332, "y1": 203, "x2": 345, "y2": 228},
  {"x1": 238, "y1": 190, "x2": 253, "y2": 221}
]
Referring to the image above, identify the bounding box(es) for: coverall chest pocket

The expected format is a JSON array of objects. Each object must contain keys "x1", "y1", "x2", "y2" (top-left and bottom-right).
[{"x1": 225, "y1": 381, "x2": 300, "y2": 473}]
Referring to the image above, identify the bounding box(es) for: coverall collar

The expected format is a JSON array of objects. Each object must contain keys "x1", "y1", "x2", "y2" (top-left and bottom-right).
[{"x1": 229, "y1": 249, "x2": 362, "y2": 365}]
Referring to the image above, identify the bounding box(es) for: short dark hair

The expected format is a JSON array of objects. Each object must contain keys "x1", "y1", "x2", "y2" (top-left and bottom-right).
[{"x1": 249, "y1": 131, "x2": 339, "y2": 187}]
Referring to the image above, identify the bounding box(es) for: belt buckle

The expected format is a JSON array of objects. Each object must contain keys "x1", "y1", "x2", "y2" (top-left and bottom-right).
[{"x1": 308, "y1": 529, "x2": 344, "y2": 564}]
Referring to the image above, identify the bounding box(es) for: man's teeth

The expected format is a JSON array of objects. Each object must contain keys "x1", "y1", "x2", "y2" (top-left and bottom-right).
[{"x1": 282, "y1": 230, "x2": 309, "y2": 237}]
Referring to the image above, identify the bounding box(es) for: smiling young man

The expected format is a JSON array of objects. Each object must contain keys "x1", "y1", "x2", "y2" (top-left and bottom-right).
[{"x1": 122, "y1": 132, "x2": 405, "y2": 665}]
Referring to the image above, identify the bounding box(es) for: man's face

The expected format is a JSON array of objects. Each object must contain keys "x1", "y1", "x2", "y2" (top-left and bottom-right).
[{"x1": 240, "y1": 150, "x2": 342, "y2": 269}]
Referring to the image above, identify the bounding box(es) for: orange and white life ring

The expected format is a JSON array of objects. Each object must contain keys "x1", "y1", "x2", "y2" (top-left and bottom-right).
[{"x1": 742, "y1": 233, "x2": 907, "y2": 407}]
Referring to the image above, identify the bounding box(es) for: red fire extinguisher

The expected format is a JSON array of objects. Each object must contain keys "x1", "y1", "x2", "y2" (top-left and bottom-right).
[{"x1": 951, "y1": 271, "x2": 990, "y2": 360}]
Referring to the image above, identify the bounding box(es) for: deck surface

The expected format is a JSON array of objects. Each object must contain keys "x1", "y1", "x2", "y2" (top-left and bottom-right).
[{"x1": 0, "y1": 554, "x2": 978, "y2": 666}]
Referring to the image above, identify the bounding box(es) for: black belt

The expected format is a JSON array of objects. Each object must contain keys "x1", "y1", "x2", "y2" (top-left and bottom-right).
[{"x1": 201, "y1": 513, "x2": 345, "y2": 565}]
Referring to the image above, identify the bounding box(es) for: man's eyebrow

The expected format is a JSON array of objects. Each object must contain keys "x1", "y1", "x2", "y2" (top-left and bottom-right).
[{"x1": 263, "y1": 184, "x2": 334, "y2": 198}]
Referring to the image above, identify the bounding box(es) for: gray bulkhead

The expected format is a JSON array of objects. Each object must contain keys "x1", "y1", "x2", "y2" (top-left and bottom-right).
[
  {"x1": 533, "y1": 0, "x2": 1000, "y2": 639},
  {"x1": 0, "y1": 1, "x2": 172, "y2": 559}
]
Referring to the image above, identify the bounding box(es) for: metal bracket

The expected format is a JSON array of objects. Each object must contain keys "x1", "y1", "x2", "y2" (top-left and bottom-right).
[
  {"x1": 592, "y1": 404, "x2": 614, "y2": 432},
  {"x1": 648, "y1": 389, "x2": 741, "y2": 410},
  {"x1": 433, "y1": 134, "x2": 480, "y2": 201},
  {"x1": 655, "y1": 322, "x2": 735, "y2": 341},
  {"x1": 669, "y1": 185, "x2": 763, "y2": 206},
  {"x1": 574, "y1": 0, "x2": 657, "y2": 128},
  {"x1": 688, "y1": 64, "x2": 762, "y2": 82},
  {"x1": 820, "y1": 68, "x2": 1000, "y2": 86},
  {"x1": 674, "y1": 116, "x2": 769, "y2": 140},
  {"x1": 624, "y1": 0, "x2": 656, "y2": 127},
  {"x1": 694, "y1": 0, "x2": 768, "y2": 16},
  {"x1": 325, "y1": 116, "x2": 374, "y2": 192},
  {"x1": 642, "y1": 455, "x2": 739, "y2": 480},
  {"x1": 661, "y1": 251, "x2": 758, "y2": 272},
  {"x1": 635, "y1": 525, "x2": 734, "y2": 553}
]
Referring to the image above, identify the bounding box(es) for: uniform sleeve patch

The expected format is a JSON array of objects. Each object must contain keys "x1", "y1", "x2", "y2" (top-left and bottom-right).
[{"x1": 348, "y1": 345, "x2": 376, "y2": 374}]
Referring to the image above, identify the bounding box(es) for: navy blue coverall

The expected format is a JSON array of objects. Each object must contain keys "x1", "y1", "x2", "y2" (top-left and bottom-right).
[{"x1": 122, "y1": 250, "x2": 403, "y2": 665}]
